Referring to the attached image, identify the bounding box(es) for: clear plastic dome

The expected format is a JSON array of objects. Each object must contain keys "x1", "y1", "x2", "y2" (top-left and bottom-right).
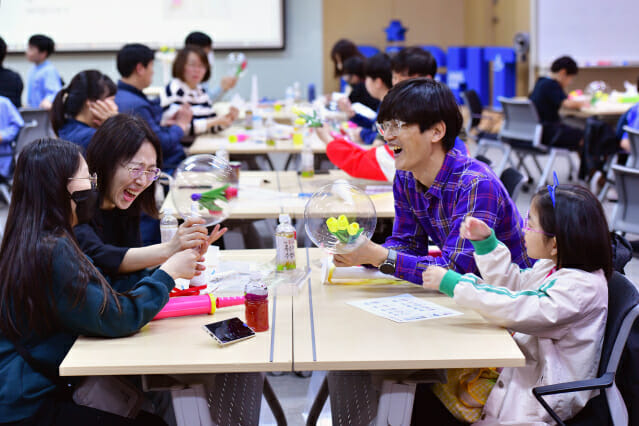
[
  {"x1": 227, "y1": 52, "x2": 246, "y2": 65},
  {"x1": 585, "y1": 80, "x2": 610, "y2": 95},
  {"x1": 304, "y1": 181, "x2": 377, "y2": 254},
  {"x1": 170, "y1": 154, "x2": 234, "y2": 226},
  {"x1": 226, "y1": 52, "x2": 247, "y2": 77}
]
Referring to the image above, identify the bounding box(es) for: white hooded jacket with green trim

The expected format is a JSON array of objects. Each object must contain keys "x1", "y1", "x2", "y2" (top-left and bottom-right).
[{"x1": 439, "y1": 232, "x2": 608, "y2": 426}]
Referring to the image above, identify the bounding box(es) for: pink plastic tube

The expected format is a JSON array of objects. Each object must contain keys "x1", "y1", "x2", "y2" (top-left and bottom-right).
[
  {"x1": 153, "y1": 294, "x2": 245, "y2": 320},
  {"x1": 216, "y1": 295, "x2": 245, "y2": 308}
]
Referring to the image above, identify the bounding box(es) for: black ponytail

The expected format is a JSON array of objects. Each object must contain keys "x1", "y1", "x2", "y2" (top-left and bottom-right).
[
  {"x1": 50, "y1": 70, "x2": 117, "y2": 135},
  {"x1": 51, "y1": 87, "x2": 69, "y2": 134}
]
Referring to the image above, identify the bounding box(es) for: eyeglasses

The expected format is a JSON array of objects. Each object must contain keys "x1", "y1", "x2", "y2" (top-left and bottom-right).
[
  {"x1": 185, "y1": 62, "x2": 206, "y2": 70},
  {"x1": 523, "y1": 215, "x2": 554, "y2": 237},
  {"x1": 68, "y1": 173, "x2": 98, "y2": 190},
  {"x1": 126, "y1": 166, "x2": 161, "y2": 182},
  {"x1": 376, "y1": 119, "x2": 406, "y2": 137}
]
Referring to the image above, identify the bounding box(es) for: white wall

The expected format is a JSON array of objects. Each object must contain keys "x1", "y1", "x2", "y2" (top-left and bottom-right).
[
  {"x1": 535, "y1": 0, "x2": 639, "y2": 67},
  {"x1": 3, "y1": 0, "x2": 323, "y2": 103}
]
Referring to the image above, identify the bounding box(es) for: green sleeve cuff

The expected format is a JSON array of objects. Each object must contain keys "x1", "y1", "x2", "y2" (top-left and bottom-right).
[
  {"x1": 470, "y1": 229, "x2": 499, "y2": 255},
  {"x1": 439, "y1": 270, "x2": 462, "y2": 297}
]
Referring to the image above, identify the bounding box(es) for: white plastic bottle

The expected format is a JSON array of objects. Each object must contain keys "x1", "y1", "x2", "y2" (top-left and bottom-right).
[
  {"x1": 275, "y1": 214, "x2": 296, "y2": 271},
  {"x1": 160, "y1": 207, "x2": 178, "y2": 243},
  {"x1": 265, "y1": 116, "x2": 276, "y2": 146},
  {"x1": 292, "y1": 81, "x2": 302, "y2": 102},
  {"x1": 300, "y1": 141, "x2": 315, "y2": 178},
  {"x1": 284, "y1": 86, "x2": 294, "y2": 108},
  {"x1": 216, "y1": 145, "x2": 230, "y2": 164},
  {"x1": 244, "y1": 109, "x2": 253, "y2": 130}
]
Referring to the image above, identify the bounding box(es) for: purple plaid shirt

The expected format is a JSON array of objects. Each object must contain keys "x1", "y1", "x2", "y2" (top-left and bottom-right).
[{"x1": 383, "y1": 148, "x2": 531, "y2": 284}]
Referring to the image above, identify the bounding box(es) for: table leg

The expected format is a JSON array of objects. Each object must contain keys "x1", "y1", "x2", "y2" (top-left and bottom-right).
[
  {"x1": 263, "y1": 377, "x2": 288, "y2": 426},
  {"x1": 284, "y1": 154, "x2": 296, "y2": 170},
  {"x1": 305, "y1": 376, "x2": 329, "y2": 426},
  {"x1": 263, "y1": 154, "x2": 276, "y2": 171}
]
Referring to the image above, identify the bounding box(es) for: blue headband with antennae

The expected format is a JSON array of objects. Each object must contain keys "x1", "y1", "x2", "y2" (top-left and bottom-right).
[{"x1": 547, "y1": 172, "x2": 559, "y2": 208}]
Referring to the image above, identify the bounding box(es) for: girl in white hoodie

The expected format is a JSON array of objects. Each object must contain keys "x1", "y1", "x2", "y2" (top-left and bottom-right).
[{"x1": 421, "y1": 182, "x2": 612, "y2": 425}]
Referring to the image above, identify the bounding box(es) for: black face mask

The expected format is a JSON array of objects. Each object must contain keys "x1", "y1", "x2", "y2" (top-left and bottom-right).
[{"x1": 70, "y1": 188, "x2": 98, "y2": 224}]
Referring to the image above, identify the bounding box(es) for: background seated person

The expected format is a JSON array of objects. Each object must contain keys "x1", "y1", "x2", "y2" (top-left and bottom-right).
[
  {"x1": 391, "y1": 46, "x2": 438, "y2": 84},
  {"x1": 51, "y1": 70, "x2": 118, "y2": 151},
  {"x1": 25, "y1": 34, "x2": 61, "y2": 109},
  {"x1": 0, "y1": 36, "x2": 23, "y2": 108},
  {"x1": 330, "y1": 38, "x2": 364, "y2": 90},
  {"x1": 184, "y1": 31, "x2": 238, "y2": 103},
  {"x1": 0, "y1": 95, "x2": 23, "y2": 180},
  {"x1": 114, "y1": 43, "x2": 191, "y2": 173},
  {"x1": 618, "y1": 76, "x2": 639, "y2": 152},
  {"x1": 338, "y1": 53, "x2": 392, "y2": 145},
  {"x1": 529, "y1": 56, "x2": 590, "y2": 177},
  {"x1": 317, "y1": 47, "x2": 466, "y2": 181},
  {"x1": 160, "y1": 46, "x2": 237, "y2": 137},
  {"x1": 340, "y1": 56, "x2": 380, "y2": 111}
]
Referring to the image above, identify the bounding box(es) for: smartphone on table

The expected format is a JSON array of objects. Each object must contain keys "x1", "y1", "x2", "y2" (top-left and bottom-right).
[{"x1": 203, "y1": 317, "x2": 256, "y2": 346}]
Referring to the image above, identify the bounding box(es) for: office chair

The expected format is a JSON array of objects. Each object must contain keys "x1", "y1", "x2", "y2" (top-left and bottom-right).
[
  {"x1": 498, "y1": 97, "x2": 577, "y2": 189},
  {"x1": 533, "y1": 272, "x2": 639, "y2": 426}
]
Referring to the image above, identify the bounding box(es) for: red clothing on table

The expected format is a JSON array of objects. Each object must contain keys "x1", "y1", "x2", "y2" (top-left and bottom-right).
[{"x1": 325, "y1": 138, "x2": 395, "y2": 181}]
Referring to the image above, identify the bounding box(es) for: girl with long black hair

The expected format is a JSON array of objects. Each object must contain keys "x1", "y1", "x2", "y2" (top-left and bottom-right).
[{"x1": 0, "y1": 138, "x2": 202, "y2": 425}]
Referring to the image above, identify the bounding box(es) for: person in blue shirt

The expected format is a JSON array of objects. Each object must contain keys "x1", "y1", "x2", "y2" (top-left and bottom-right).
[
  {"x1": 51, "y1": 70, "x2": 118, "y2": 151},
  {"x1": 114, "y1": 43, "x2": 192, "y2": 173},
  {"x1": 619, "y1": 100, "x2": 638, "y2": 153},
  {"x1": 0, "y1": 137, "x2": 204, "y2": 424},
  {"x1": 184, "y1": 31, "x2": 238, "y2": 103},
  {"x1": 0, "y1": 96, "x2": 23, "y2": 179},
  {"x1": 0, "y1": 37, "x2": 23, "y2": 108},
  {"x1": 25, "y1": 34, "x2": 62, "y2": 109},
  {"x1": 610, "y1": 75, "x2": 638, "y2": 159}
]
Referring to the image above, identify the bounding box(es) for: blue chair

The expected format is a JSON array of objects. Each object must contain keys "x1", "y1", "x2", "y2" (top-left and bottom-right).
[
  {"x1": 533, "y1": 272, "x2": 639, "y2": 425},
  {"x1": 357, "y1": 45, "x2": 381, "y2": 58},
  {"x1": 421, "y1": 45, "x2": 447, "y2": 81},
  {"x1": 384, "y1": 45, "x2": 402, "y2": 55},
  {"x1": 420, "y1": 45, "x2": 447, "y2": 67}
]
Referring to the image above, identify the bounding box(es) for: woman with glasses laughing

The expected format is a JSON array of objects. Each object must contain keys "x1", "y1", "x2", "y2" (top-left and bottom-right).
[{"x1": 74, "y1": 114, "x2": 225, "y2": 288}]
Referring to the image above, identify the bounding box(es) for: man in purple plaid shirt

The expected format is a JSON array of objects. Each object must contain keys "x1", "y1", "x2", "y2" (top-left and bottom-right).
[{"x1": 334, "y1": 78, "x2": 531, "y2": 284}]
